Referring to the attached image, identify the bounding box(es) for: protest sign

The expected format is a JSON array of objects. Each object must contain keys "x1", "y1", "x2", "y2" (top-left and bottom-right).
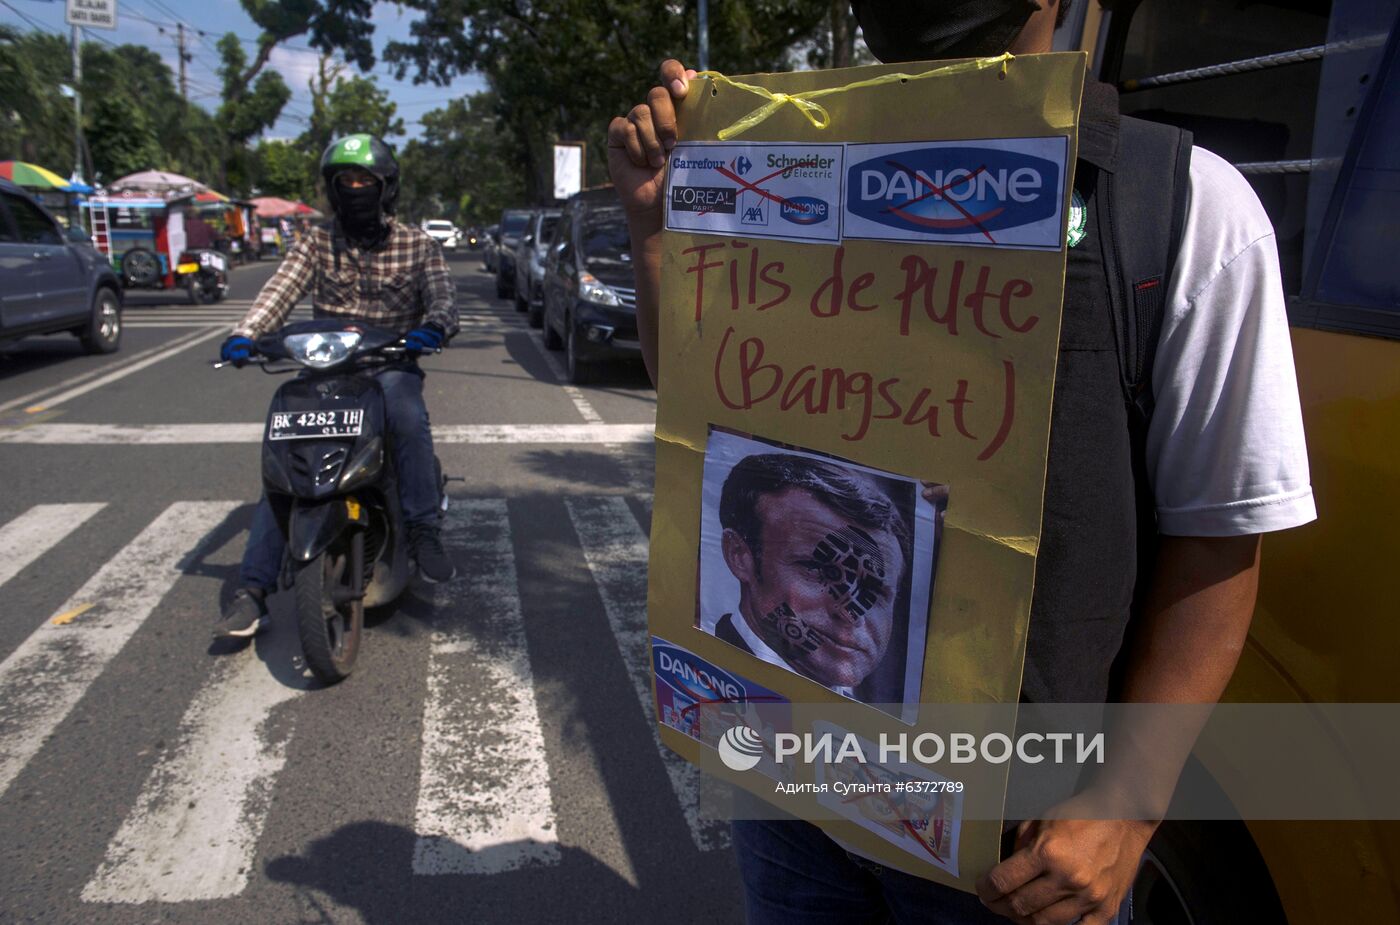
[{"x1": 646, "y1": 53, "x2": 1086, "y2": 890}]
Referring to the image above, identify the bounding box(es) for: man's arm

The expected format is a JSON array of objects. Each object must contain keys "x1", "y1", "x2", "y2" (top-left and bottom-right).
[
  {"x1": 607, "y1": 59, "x2": 697, "y2": 389},
  {"x1": 978, "y1": 534, "x2": 1261, "y2": 925},
  {"x1": 420, "y1": 237, "x2": 459, "y2": 339},
  {"x1": 232, "y1": 235, "x2": 316, "y2": 339}
]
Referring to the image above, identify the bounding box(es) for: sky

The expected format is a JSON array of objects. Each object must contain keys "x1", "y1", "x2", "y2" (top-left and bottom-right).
[{"x1": 0, "y1": 0, "x2": 487, "y2": 141}]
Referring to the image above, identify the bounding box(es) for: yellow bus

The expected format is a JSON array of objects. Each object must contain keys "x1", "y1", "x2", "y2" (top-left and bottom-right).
[{"x1": 1062, "y1": 1, "x2": 1400, "y2": 921}]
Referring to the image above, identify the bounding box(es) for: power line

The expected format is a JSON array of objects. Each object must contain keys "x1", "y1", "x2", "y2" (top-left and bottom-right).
[{"x1": 0, "y1": 0, "x2": 60, "y2": 34}]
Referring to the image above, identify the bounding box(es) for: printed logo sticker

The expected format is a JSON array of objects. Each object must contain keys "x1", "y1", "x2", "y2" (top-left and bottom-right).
[
  {"x1": 652, "y1": 636, "x2": 792, "y2": 781},
  {"x1": 665, "y1": 143, "x2": 844, "y2": 244},
  {"x1": 842, "y1": 138, "x2": 1070, "y2": 250}
]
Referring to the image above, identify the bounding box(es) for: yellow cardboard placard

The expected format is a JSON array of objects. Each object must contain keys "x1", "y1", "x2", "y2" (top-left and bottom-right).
[{"x1": 646, "y1": 53, "x2": 1085, "y2": 890}]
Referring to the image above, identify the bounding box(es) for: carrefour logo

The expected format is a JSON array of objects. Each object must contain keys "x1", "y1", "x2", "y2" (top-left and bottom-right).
[
  {"x1": 654, "y1": 644, "x2": 743, "y2": 704},
  {"x1": 780, "y1": 196, "x2": 829, "y2": 225},
  {"x1": 846, "y1": 146, "x2": 1061, "y2": 238}
]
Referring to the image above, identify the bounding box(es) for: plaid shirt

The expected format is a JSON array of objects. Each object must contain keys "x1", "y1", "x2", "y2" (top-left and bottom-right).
[{"x1": 233, "y1": 219, "x2": 458, "y2": 340}]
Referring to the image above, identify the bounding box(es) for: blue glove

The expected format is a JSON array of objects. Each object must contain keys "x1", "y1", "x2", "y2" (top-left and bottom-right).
[
  {"x1": 220, "y1": 335, "x2": 255, "y2": 367},
  {"x1": 403, "y1": 325, "x2": 445, "y2": 355}
]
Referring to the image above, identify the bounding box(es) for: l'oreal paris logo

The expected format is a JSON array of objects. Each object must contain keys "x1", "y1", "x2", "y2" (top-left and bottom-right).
[{"x1": 846, "y1": 145, "x2": 1061, "y2": 236}]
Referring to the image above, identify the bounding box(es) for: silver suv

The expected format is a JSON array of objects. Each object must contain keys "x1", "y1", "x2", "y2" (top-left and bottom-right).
[{"x1": 0, "y1": 179, "x2": 123, "y2": 353}]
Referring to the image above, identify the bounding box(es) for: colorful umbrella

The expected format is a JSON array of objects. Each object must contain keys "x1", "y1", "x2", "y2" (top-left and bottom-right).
[
  {"x1": 108, "y1": 170, "x2": 209, "y2": 196},
  {"x1": 250, "y1": 195, "x2": 304, "y2": 218},
  {"x1": 0, "y1": 160, "x2": 75, "y2": 190},
  {"x1": 195, "y1": 189, "x2": 231, "y2": 203}
]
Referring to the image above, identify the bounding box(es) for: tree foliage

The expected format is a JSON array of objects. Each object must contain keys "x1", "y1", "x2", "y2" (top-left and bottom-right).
[
  {"x1": 397, "y1": 90, "x2": 525, "y2": 225},
  {"x1": 0, "y1": 27, "x2": 224, "y2": 184},
  {"x1": 302, "y1": 55, "x2": 406, "y2": 155},
  {"x1": 384, "y1": 0, "x2": 836, "y2": 202}
]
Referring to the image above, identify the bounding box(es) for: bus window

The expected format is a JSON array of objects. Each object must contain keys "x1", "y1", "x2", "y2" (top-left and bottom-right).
[{"x1": 1111, "y1": 0, "x2": 1332, "y2": 296}]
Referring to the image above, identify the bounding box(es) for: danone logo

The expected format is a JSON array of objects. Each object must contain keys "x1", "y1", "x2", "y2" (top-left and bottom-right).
[
  {"x1": 654, "y1": 643, "x2": 744, "y2": 704},
  {"x1": 847, "y1": 146, "x2": 1061, "y2": 238},
  {"x1": 779, "y1": 196, "x2": 829, "y2": 226}
]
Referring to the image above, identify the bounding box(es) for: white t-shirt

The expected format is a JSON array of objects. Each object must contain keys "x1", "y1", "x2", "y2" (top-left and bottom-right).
[
  {"x1": 823, "y1": 147, "x2": 1316, "y2": 875},
  {"x1": 1147, "y1": 146, "x2": 1316, "y2": 536}
]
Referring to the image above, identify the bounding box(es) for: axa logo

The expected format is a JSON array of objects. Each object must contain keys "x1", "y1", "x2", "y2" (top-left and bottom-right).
[
  {"x1": 654, "y1": 644, "x2": 743, "y2": 704},
  {"x1": 780, "y1": 196, "x2": 828, "y2": 226},
  {"x1": 731, "y1": 155, "x2": 753, "y2": 176},
  {"x1": 846, "y1": 146, "x2": 1060, "y2": 237}
]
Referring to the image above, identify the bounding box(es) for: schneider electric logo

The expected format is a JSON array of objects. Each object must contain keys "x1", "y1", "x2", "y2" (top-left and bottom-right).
[{"x1": 718, "y1": 725, "x2": 766, "y2": 771}]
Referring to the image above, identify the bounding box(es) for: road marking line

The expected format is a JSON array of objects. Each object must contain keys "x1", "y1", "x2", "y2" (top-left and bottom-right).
[
  {"x1": 413, "y1": 499, "x2": 560, "y2": 875},
  {"x1": 564, "y1": 497, "x2": 727, "y2": 851},
  {"x1": 81, "y1": 638, "x2": 309, "y2": 903},
  {"x1": 527, "y1": 333, "x2": 606, "y2": 424},
  {"x1": 0, "y1": 503, "x2": 106, "y2": 591},
  {"x1": 28, "y1": 327, "x2": 227, "y2": 412},
  {"x1": 0, "y1": 423, "x2": 654, "y2": 445},
  {"x1": 0, "y1": 327, "x2": 217, "y2": 415},
  {"x1": 0, "y1": 501, "x2": 239, "y2": 800}
]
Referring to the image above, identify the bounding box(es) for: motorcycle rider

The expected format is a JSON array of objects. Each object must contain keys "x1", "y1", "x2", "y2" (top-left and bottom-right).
[{"x1": 215, "y1": 133, "x2": 459, "y2": 638}]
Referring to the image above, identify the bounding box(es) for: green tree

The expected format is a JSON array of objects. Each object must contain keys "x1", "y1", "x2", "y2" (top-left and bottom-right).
[
  {"x1": 397, "y1": 91, "x2": 524, "y2": 225},
  {"x1": 0, "y1": 27, "x2": 77, "y2": 171},
  {"x1": 384, "y1": 0, "x2": 832, "y2": 202},
  {"x1": 302, "y1": 54, "x2": 405, "y2": 154},
  {"x1": 254, "y1": 139, "x2": 317, "y2": 201}
]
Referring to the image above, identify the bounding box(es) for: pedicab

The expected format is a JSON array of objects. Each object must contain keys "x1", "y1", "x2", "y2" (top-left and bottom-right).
[{"x1": 85, "y1": 191, "x2": 230, "y2": 304}]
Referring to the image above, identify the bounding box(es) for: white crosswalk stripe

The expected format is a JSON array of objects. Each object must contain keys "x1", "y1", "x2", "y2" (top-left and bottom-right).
[
  {"x1": 0, "y1": 502, "x2": 240, "y2": 800},
  {"x1": 413, "y1": 499, "x2": 561, "y2": 874},
  {"x1": 0, "y1": 493, "x2": 683, "y2": 898},
  {"x1": 0, "y1": 504, "x2": 106, "y2": 591},
  {"x1": 82, "y1": 640, "x2": 312, "y2": 903},
  {"x1": 565, "y1": 497, "x2": 728, "y2": 851}
]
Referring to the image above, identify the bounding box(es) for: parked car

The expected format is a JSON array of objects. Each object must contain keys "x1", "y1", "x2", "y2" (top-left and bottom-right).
[
  {"x1": 481, "y1": 223, "x2": 499, "y2": 273},
  {"x1": 420, "y1": 219, "x2": 461, "y2": 250},
  {"x1": 0, "y1": 178, "x2": 123, "y2": 354},
  {"x1": 541, "y1": 190, "x2": 637, "y2": 383},
  {"x1": 513, "y1": 208, "x2": 561, "y2": 314},
  {"x1": 494, "y1": 208, "x2": 533, "y2": 299}
]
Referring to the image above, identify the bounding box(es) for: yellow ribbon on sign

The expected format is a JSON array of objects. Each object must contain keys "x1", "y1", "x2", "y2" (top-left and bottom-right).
[{"x1": 696, "y1": 53, "x2": 1014, "y2": 140}]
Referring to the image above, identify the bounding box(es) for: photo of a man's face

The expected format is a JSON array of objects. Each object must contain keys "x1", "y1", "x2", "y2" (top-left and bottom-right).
[
  {"x1": 722, "y1": 487, "x2": 906, "y2": 689},
  {"x1": 698, "y1": 430, "x2": 944, "y2": 717}
]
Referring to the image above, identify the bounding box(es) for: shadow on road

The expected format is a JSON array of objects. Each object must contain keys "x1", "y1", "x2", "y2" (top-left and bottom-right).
[{"x1": 264, "y1": 821, "x2": 655, "y2": 923}]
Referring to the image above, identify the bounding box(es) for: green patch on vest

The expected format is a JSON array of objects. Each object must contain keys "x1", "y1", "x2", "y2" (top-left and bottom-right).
[{"x1": 1067, "y1": 189, "x2": 1087, "y2": 248}]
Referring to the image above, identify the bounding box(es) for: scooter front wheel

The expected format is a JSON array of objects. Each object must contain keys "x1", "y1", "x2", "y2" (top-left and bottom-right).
[{"x1": 294, "y1": 544, "x2": 363, "y2": 684}]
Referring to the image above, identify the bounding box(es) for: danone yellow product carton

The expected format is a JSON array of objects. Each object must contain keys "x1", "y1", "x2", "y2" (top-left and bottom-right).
[{"x1": 646, "y1": 53, "x2": 1086, "y2": 891}]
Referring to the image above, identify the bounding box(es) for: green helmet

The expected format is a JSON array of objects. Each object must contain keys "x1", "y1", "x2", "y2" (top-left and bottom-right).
[{"x1": 320, "y1": 133, "x2": 400, "y2": 215}]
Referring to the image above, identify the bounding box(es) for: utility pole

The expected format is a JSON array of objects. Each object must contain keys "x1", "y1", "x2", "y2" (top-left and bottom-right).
[
  {"x1": 177, "y1": 23, "x2": 188, "y2": 99},
  {"x1": 71, "y1": 25, "x2": 83, "y2": 183},
  {"x1": 698, "y1": 0, "x2": 709, "y2": 71}
]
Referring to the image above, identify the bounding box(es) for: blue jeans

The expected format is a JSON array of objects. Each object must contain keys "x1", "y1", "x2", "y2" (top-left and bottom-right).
[
  {"x1": 732, "y1": 819, "x2": 1133, "y2": 925},
  {"x1": 240, "y1": 367, "x2": 439, "y2": 591}
]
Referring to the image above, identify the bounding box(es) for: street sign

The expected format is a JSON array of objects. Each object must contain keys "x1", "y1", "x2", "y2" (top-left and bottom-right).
[
  {"x1": 65, "y1": 0, "x2": 117, "y2": 30},
  {"x1": 553, "y1": 143, "x2": 584, "y2": 201}
]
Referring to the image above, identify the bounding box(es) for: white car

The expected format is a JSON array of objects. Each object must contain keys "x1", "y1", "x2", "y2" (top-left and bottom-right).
[{"x1": 421, "y1": 219, "x2": 461, "y2": 249}]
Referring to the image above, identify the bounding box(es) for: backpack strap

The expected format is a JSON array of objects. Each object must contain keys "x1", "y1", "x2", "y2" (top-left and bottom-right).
[{"x1": 1097, "y1": 116, "x2": 1193, "y2": 424}]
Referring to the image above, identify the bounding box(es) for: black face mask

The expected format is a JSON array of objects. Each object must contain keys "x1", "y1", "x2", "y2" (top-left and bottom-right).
[
  {"x1": 337, "y1": 182, "x2": 385, "y2": 245},
  {"x1": 852, "y1": 0, "x2": 1040, "y2": 63}
]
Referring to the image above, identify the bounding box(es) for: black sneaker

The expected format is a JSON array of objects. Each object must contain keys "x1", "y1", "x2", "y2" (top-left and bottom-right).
[
  {"x1": 410, "y1": 522, "x2": 456, "y2": 583},
  {"x1": 215, "y1": 588, "x2": 269, "y2": 638}
]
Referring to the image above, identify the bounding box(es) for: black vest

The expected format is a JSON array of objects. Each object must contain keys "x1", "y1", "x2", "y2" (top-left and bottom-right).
[{"x1": 1021, "y1": 82, "x2": 1153, "y2": 705}]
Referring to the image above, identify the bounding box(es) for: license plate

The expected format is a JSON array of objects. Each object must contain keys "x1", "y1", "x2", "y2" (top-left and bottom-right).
[{"x1": 268, "y1": 409, "x2": 364, "y2": 440}]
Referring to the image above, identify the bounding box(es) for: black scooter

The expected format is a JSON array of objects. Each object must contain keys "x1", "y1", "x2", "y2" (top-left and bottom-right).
[{"x1": 217, "y1": 319, "x2": 446, "y2": 683}]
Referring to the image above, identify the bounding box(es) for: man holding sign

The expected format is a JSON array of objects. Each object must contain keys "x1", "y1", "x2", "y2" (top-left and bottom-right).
[{"x1": 610, "y1": 1, "x2": 1315, "y2": 923}]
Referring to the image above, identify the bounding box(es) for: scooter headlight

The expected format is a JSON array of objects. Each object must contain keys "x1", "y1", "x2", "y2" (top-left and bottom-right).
[{"x1": 283, "y1": 331, "x2": 362, "y2": 369}]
